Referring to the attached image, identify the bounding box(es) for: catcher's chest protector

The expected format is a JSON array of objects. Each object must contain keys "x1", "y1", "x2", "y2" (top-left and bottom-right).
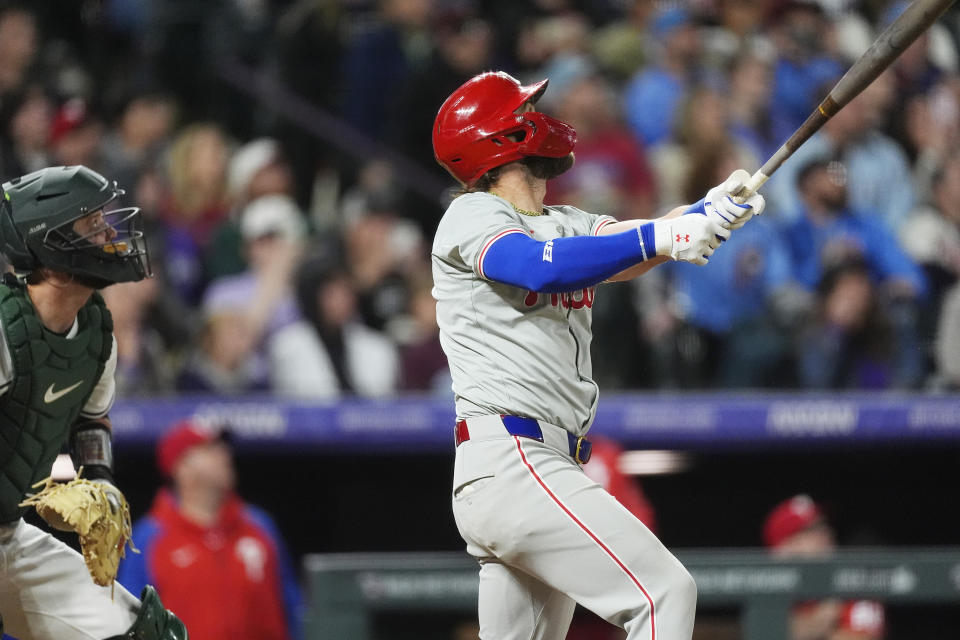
[{"x1": 0, "y1": 283, "x2": 112, "y2": 522}]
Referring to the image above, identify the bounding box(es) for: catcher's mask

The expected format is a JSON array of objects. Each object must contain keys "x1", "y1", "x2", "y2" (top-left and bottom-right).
[
  {"x1": 432, "y1": 71, "x2": 577, "y2": 187},
  {"x1": 1, "y1": 165, "x2": 151, "y2": 286}
]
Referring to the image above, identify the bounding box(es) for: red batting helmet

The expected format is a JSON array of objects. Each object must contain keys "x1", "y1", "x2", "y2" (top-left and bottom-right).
[{"x1": 432, "y1": 71, "x2": 577, "y2": 186}]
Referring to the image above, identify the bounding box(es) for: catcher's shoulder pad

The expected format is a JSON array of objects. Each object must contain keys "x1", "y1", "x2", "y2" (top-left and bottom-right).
[
  {"x1": 80, "y1": 290, "x2": 113, "y2": 363},
  {"x1": 88, "y1": 290, "x2": 112, "y2": 327}
]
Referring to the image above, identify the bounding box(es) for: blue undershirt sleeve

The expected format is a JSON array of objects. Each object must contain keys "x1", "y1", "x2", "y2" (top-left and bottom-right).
[
  {"x1": 117, "y1": 517, "x2": 161, "y2": 597},
  {"x1": 247, "y1": 506, "x2": 304, "y2": 640},
  {"x1": 481, "y1": 225, "x2": 656, "y2": 293}
]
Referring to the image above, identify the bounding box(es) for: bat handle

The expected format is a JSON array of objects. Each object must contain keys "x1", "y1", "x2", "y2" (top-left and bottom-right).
[{"x1": 733, "y1": 170, "x2": 769, "y2": 204}]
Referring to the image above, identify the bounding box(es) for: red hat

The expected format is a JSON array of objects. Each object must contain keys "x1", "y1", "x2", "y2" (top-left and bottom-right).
[
  {"x1": 763, "y1": 494, "x2": 824, "y2": 548},
  {"x1": 838, "y1": 600, "x2": 885, "y2": 637},
  {"x1": 432, "y1": 71, "x2": 576, "y2": 186},
  {"x1": 49, "y1": 98, "x2": 90, "y2": 145},
  {"x1": 156, "y1": 419, "x2": 227, "y2": 477}
]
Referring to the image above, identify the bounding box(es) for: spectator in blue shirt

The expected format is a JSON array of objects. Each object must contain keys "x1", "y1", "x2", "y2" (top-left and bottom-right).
[
  {"x1": 787, "y1": 157, "x2": 926, "y2": 388},
  {"x1": 785, "y1": 158, "x2": 927, "y2": 297},
  {"x1": 767, "y1": 1, "x2": 845, "y2": 145},
  {"x1": 668, "y1": 144, "x2": 800, "y2": 388},
  {"x1": 764, "y1": 72, "x2": 915, "y2": 230},
  {"x1": 341, "y1": 0, "x2": 433, "y2": 138},
  {"x1": 623, "y1": 7, "x2": 701, "y2": 148}
]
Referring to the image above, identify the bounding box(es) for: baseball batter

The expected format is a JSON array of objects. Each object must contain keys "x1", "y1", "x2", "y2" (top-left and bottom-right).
[
  {"x1": 431, "y1": 71, "x2": 764, "y2": 639},
  {"x1": 0, "y1": 166, "x2": 186, "y2": 639}
]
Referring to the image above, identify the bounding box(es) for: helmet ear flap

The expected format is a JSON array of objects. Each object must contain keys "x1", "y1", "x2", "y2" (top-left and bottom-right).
[{"x1": 0, "y1": 186, "x2": 38, "y2": 273}]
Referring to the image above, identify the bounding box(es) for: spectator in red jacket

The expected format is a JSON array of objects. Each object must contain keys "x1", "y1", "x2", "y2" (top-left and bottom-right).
[
  {"x1": 764, "y1": 494, "x2": 885, "y2": 640},
  {"x1": 118, "y1": 419, "x2": 302, "y2": 640}
]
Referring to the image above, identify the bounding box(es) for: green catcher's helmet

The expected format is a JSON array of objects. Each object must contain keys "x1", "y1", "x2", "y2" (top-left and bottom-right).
[{"x1": 0, "y1": 166, "x2": 151, "y2": 285}]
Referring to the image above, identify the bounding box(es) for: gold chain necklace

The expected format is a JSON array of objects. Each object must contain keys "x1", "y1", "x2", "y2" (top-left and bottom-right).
[{"x1": 488, "y1": 192, "x2": 544, "y2": 216}]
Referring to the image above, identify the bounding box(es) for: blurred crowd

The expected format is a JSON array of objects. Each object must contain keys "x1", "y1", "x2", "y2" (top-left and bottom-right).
[{"x1": 2, "y1": 0, "x2": 960, "y2": 395}]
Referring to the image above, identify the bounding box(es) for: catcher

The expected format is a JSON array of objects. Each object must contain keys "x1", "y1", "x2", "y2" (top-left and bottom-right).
[{"x1": 0, "y1": 166, "x2": 187, "y2": 639}]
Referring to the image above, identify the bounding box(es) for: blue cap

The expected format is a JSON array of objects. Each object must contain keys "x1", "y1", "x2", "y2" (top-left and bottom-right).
[{"x1": 651, "y1": 7, "x2": 692, "y2": 38}]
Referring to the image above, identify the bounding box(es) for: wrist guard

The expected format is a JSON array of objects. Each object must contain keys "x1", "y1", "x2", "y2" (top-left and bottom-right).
[{"x1": 70, "y1": 421, "x2": 115, "y2": 484}]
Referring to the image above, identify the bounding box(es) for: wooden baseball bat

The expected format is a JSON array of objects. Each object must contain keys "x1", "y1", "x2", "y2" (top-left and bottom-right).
[{"x1": 737, "y1": 0, "x2": 956, "y2": 200}]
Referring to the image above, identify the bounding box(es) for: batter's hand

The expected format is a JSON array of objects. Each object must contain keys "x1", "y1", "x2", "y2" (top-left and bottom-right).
[
  {"x1": 653, "y1": 215, "x2": 729, "y2": 265},
  {"x1": 700, "y1": 169, "x2": 765, "y2": 230}
]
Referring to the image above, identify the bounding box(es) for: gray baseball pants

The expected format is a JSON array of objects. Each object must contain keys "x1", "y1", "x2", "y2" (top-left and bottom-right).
[{"x1": 452, "y1": 416, "x2": 696, "y2": 640}]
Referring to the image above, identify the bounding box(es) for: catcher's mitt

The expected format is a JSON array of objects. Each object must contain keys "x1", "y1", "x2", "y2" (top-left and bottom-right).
[{"x1": 20, "y1": 474, "x2": 137, "y2": 590}]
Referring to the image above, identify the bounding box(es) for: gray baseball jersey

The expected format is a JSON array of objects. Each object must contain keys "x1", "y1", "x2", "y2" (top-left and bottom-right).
[{"x1": 431, "y1": 192, "x2": 615, "y2": 435}]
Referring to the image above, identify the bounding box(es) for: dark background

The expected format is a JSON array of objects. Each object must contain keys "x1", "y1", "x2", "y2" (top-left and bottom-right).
[
  {"x1": 113, "y1": 443, "x2": 960, "y2": 558},
  {"x1": 13, "y1": 439, "x2": 950, "y2": 639}
]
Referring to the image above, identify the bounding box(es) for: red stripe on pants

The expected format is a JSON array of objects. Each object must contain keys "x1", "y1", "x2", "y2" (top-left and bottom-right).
[{"x1": 514, "y1": 436, "x2": 657, "y2": 640}]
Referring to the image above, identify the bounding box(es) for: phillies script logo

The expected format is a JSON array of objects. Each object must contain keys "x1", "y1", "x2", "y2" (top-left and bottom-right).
[{"x1": 524, "y1": 288, "x2": 595, "y2": 310}]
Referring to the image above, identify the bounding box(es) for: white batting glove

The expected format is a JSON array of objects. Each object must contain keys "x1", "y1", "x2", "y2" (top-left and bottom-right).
[
  {"x1": 700, "y1": 169, "x2": 766, "y2": 230},
  {"x1": 653, "y1": 215, "x2": 729, "y2": 265}
]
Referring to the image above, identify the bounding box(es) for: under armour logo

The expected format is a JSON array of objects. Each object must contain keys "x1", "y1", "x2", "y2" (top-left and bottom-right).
[{"x1": 676, "y1": 234, "x2": 690, "y2": 242}]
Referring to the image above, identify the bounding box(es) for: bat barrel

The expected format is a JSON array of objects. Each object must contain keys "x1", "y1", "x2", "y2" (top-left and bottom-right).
[{"x1": 828, "y1": 0, "x2": 955, "y2": 109}]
